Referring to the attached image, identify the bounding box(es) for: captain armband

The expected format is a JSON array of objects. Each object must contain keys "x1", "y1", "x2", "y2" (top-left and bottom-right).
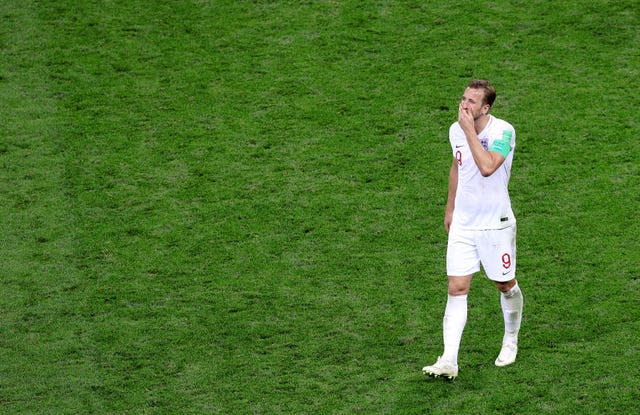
[{"x1": 489, "y1": 130, "x2": 513, "y2": 158}]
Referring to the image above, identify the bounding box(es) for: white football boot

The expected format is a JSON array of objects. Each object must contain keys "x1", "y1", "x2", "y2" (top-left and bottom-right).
[
  {"x1": 495, "y1": 342, "x2": 518, "y2": 367},
  {"x1": 422, "y1": 356, "x2": 458, "y2": 379}
]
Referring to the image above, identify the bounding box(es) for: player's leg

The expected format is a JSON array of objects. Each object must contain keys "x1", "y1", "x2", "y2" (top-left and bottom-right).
[
  {"x1": 442, "y1": 275, "x2": 472, "y2": 363},
  {"x1": 479, "y1": 226, "x2": 523, "y2": 366},
  {"x1": 494, "y1": 278, "x2": 523, "y2": 366},
  {"x1": 422, "y1": 275, "x2": 471, "y2": 379},
  {"x1": 423, "y1": 229, "x2": 478, "y2": 379}
]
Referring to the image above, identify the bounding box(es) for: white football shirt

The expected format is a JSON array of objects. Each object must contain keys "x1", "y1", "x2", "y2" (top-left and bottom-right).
[{"x1": 449, "y1": 115, "x2": 516, "y2": 230}]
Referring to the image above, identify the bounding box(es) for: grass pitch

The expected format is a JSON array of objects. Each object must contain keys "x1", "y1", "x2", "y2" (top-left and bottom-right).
[{"x1": 1, "y1": 1, "x2": 639, "y2": 413}]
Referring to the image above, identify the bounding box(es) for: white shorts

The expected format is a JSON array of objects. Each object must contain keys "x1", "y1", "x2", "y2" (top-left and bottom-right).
[{"x1": 446, "y1": 225, "x2": 516, "y2": 282}]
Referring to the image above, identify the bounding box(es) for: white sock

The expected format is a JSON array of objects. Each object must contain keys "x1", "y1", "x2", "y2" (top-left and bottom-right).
[
  {"x1": 442, "y1": 294, "x2": 467, "y2": 364},
  {"x1": 500, "y1": 282, "x2": 523, "y2": 345}
]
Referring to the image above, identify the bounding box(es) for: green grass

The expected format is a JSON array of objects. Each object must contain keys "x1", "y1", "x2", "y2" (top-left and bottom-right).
[{"x1": 1, "y1": 0, "x2": 639, "y2": 413}]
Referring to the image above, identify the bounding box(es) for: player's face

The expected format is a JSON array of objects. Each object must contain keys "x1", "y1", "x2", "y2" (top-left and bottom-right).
[{"x1": 461, "y1": 88, "x2": 489, "y2": 120}]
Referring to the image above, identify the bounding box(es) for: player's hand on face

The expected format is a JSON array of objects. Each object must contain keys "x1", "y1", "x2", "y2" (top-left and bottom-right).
[{"x1": 458, "y1": 102, "x2": 474, "y2": 131}]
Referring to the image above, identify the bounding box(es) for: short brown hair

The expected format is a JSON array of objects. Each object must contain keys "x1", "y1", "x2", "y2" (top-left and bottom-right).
[{"x1": 468, "y1": 80, "x2": 496, "y2": 107}]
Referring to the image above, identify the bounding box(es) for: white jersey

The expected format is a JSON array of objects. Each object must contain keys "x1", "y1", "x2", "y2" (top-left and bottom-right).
[{"x1": 449, "y1": 115, "x2": 516, "y2": 230}]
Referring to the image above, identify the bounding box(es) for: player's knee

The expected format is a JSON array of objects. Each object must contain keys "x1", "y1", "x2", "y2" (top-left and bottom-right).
[
  {"x1": 448, "y1": 287, "x2": 468, "y2": 296},
  {"x1": 448, "y1": 278, "x2": 471, "y2": 295},
  {"x1": 495, "y1": 279, "x2": 516, "y2": 293}
]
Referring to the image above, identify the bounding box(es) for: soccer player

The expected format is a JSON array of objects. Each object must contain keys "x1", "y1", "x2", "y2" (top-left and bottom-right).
[{"x1": 422, "y1": 80, "x2": 524, "y2": 379}]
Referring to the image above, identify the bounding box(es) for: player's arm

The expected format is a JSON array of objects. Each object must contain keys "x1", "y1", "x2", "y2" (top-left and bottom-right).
[
  {"x1": 458, "y1": 104, "x2": 509, "y2": 177},
  {"x1": 465, "y1": 131, "x2": 506, "y2": 176},
  {"x1": 444, "y1": 158, "x2": 457, "y2": 233}
]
